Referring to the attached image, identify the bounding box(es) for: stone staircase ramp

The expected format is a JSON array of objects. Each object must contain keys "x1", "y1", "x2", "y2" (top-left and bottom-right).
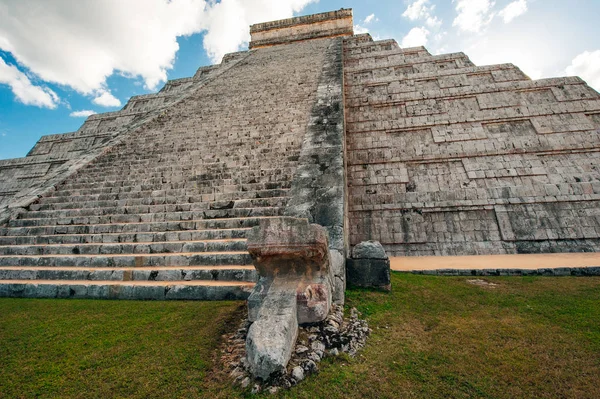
[{"x1": 0, "y1": 37, "x2": 333, "y2": 299}]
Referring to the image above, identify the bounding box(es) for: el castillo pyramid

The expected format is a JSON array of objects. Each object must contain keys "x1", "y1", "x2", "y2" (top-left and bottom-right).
[{"x1": 0, "y1": 9, "x2": 599, "y2": 300}]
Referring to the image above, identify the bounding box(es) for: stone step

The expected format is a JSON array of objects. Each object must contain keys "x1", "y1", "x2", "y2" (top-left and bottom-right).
[
  {"x1": 0, "y1": 238, "x2": 247, "y2": 256},
  {"x1": 0, "y1": 228, "x2": 251, "y2": 245},
  {"x1": 0, "y1": 279, "x2": 254, "y2": 300},
  {"x1": 38, "y1": 188, "x2": 289, "y2": 205},
  {"x1": 72, "y1": 166, "x2": 298, "y2": 182},
  {"x1": 31, "y1": 196, "x2": 287, "y2": 212},
  {"x1": 45, "y1": 181, "x2": 291, "y2": 197},
  {"x1": 0, "y1": 216, "x2": 272, "y2": 236},
  {"x1": 10, "y1": 207, "x2": 282, "y2": 227},
  {"x1": 347, "y1": 63, "x2": 529, "y2": 87},
  {"x1": 57, "y1": 177, "x2": 293, "y2": 192},
  {"x1": 0, "y1": 251, "x2": 252, "y2": 267},
  {"x1": 0, "y1": 265, "x2": 257, "y2": 282},
  {"x1": 25, "y1": 197, "x2": 287, "y2": 217},
  {"x1": 71, "y1": 157, "x2": 296, "y2": 169},
  {"x1": 88, "y1": 142, "x2": 298, "y2": 155},
  {"x1": 88, "y1": 143, "x2": 297, "y2": 157},
  {"x1": 347, "y1": 78, "x2": 597, "y2": 107},
  {"x1": 79, "y1": 157, "x2": 297, "y2": 170},
  {"x1": 78, "y1": 160, "x2": 290, "y2": 175},
  {"x1": 66, "y1": 174, "x2": 296, "y2": 189}
]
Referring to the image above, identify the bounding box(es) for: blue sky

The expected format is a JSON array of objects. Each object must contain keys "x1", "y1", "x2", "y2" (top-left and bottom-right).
[{"x1": 1, "y1": 0, "x2": 599, "y2": 160}]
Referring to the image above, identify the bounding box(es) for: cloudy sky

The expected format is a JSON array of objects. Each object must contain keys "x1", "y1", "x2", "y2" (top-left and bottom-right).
[{"x1": 0, "y1": 0, "x2": 599, "y2": 159}]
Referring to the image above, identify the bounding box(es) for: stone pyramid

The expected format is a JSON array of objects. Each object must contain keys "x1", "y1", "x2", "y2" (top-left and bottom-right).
[{"x1": 0, "y1": 9, "x2": 599, "y2": 299}]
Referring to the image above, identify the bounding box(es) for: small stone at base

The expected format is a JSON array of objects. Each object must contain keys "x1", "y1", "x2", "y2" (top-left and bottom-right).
[
  {"x1": 241, "y1": 377, "x2": 251, "y2": 388},
  {"x1": 292, "y1": 366, "x2": 305, "y2": 382},
  {"x1": 302, "y1": 359, "x2": 318, "y2": 374}
]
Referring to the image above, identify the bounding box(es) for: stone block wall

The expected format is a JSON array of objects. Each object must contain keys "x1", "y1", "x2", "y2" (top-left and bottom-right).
[
  {"x1": 249, "y1": 9, "x2": 353, "y2": 49},
  {"x1": 344, "y1": 34, "x2": 600, "y2": 256}
]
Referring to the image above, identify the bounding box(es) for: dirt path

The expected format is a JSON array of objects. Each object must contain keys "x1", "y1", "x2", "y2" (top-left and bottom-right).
[{"x1": 390, "y1": 252, "x2": 600, "y2": 271}]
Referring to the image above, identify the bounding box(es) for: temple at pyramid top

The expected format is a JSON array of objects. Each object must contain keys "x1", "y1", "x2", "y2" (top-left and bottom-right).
[{"x1": 249, "y1": 9, "x2": 354, "y2": 49}]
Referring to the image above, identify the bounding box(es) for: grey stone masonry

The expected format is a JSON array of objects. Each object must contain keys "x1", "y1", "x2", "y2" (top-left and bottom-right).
[
  {"x1": 284, "y1": 37, "x2": 348, "y2": 303},
  {"x1": 0, "y1": 35, "x2": 337, "y2": 299},
  {"x1": 344, "y1": 34, "x2": 600, "y2": 257},
  {"x1": 249, "y1": 9, "x2": 353, "y2": 49}
]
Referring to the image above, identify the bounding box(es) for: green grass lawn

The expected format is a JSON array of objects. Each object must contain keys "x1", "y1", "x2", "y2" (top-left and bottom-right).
[{"x1": 1, "y1": 274, "x2": 599, "y2": 399}]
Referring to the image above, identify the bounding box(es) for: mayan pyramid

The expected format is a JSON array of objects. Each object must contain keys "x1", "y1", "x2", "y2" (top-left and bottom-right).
[{"x1": 0, "y1": 9, "x2": 599, "y2": 299}]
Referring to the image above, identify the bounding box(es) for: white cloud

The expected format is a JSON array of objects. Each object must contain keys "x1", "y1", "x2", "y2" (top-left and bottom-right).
[
  {"x1": 566, "y1": 50, "x2": 600, "y2": 91},
  {"x1": 93, "y1": 91, "x2": 121, "y2": 107},
  {"x1": 426, "y1": 16, "x2": 442, "y2": 29},
  {"x1": 403, "y1": 0, "x2": 433, "y2": 20},
  {"x1": 364, "y1": 14, "x2": 377, "y2": 24},
  {"x1": 403, "y1": 0, "x2": 442, "y2": 29},
  {"x1": 453, "y1": 0, "x2": 496, "y2": 33},
  {"x1": 354, "y1": 25, "x2": 370, "y2": 35},
  {"x1": 401, "y1": 27, "x2": 430, "y2": 48},
  {"x1": 0, "y1": 57, "x2": 59, "y2": 108},
  {"x1": 354, "y1": 13, "x2": 379, "y2": 35},
  {"x1": 499, "y1": 0, "x2": 528, "y2": 23},
  {"x1": 0, "y1": 0, "x2": 316, "y2": 98},
  {"x1": 69, "y1": 110, "x2": 97, "y2": 118}
]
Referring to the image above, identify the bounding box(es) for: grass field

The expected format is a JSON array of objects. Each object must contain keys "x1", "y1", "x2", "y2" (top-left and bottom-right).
[{"x1": 1, "y1": 273, "x2": 599, "y2": 398}]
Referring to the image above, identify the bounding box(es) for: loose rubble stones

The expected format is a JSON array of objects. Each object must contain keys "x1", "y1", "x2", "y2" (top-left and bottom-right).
[{"x1": 222, "y1": 305, "x2": 370, "y2": 392}]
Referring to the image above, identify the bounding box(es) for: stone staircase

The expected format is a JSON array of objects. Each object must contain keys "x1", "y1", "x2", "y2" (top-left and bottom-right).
[{"x1": 0, "y1": 37, "x2": 332, "y2": 299}]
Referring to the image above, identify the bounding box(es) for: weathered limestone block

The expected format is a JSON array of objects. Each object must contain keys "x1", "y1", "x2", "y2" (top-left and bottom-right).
[
  {"x1": 344, "y1": 32, "x2": 600, "y2": 256},
  {"x1": 245, "y1": 217, "x2": 334, "y2": 379},
  {"x1": 247, "y1": 217, "x2": 330, "y2": 277},
  {"x1": 296, "y1": 274, "x2": 331, "y2": 324},
  {"x1": 245, "y1": 278, "x2": 298, "y2": 379},
  {"x1": 246, "y1": 217, "x2": 332, "y2": 324},
  {"x1": 346, "y1": 241, "x2": 391, "y2": 291},
  {"x1": 352, "y1": 240, "x2": 387, "y2": 259}
]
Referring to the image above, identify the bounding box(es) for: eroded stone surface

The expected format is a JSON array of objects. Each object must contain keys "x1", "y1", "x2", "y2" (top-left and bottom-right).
[
  {"x1": 246, "y1": 278, "x2": 299, "y2": 379},
  {"x1": 344, "y1": 34, "x2": 600, "y2": 257},
  {"x1": 284, "y1": 37, "x2": 348, "y2": 304},
  {"x1": 347, "y1": 240, "x2": 391, "y2": 291},
  {"x1": 250, "y1": 9, "x2": 353, "y2": 49},
  {"x1": 352, "y1": 240, "x2": 387, "y2": 259},
  {"x1": 245, "y1": 217, "x2": 334, "y2": 378},
  {"x1": 247, "y1": 217, "x2": 330, "y2": 278}
]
